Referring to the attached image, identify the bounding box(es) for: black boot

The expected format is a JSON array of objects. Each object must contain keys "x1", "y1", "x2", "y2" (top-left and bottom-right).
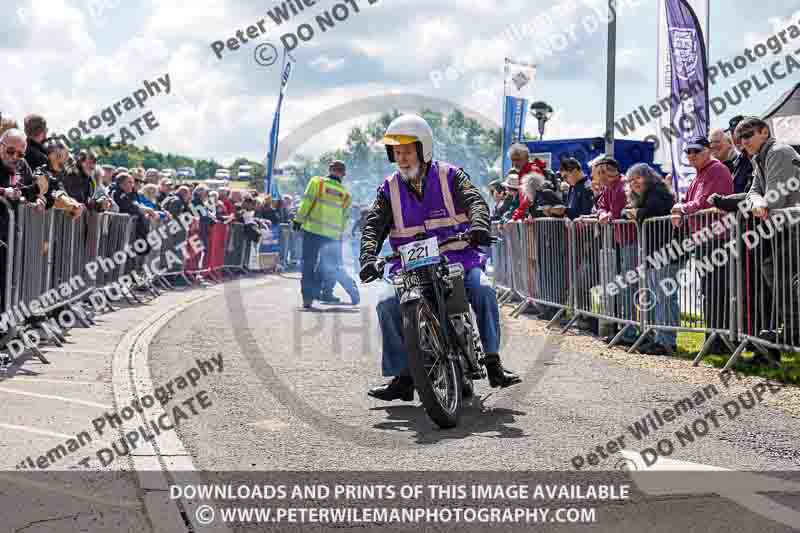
[
  {"x1": 367, "y1": 376, "x2": 414, "y2": 401},
  {"x1": 482, "y1": 354, "x2": 522, "y2": 389}
]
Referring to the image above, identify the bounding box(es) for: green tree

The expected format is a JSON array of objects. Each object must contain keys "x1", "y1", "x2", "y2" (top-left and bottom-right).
[{"x1": 292, "y1": 108, "x2": 501, "y2": 204}]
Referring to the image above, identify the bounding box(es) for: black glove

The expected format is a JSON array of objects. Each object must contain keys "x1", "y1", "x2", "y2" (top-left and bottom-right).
[
  {"x1": 706, "y1": 193, "x2": 721, "y2": 208},
  {"x1": 468, "y1": 228, "x2": 492, "y2": 247},
  {"x1": 292, "y1": 220, "x2": 302, "y2": 232},
  {"x1": 359, "y1": 260, "x2": 381, "y2": 283}
]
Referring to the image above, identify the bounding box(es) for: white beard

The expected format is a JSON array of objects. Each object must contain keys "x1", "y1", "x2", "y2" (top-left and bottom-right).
[{"x1": 398, "y1": 163, "x2": 421, "y2": 182}]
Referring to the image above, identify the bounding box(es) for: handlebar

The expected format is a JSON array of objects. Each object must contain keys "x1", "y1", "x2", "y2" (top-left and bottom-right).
[{"x1": 373, "y1": 231, "x2": 498, "y2": 273}]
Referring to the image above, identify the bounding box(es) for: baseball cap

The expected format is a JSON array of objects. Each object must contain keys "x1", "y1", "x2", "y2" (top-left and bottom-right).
[
  {"x1": 560, "y1": 157, "x2": 583, "y2": 173},
  {"x1": 684, "y1": 137, "x2": 711, "y2": 152},
  {"x1": 728, "y1": 115, "x2": 745, "y2": 132},
  {"x1": 590, "y1": 155, "x2": 620, "y2": 170},
  {"x1": 502, "y1": 169, "x2": 521, "y2": 189},
  {"x1": 42, "y1": 137, "x2": 68, "y2": 154}
]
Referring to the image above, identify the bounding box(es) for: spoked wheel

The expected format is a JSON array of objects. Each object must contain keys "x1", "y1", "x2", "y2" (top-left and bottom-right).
[{"x1": 401, "y1": 299, "x2": 462, "y2": 428}]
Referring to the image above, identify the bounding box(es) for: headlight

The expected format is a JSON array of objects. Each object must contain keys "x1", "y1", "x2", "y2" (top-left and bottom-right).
[{"x1": 446, "y1": 263, "x2": 464, "y2": 280}]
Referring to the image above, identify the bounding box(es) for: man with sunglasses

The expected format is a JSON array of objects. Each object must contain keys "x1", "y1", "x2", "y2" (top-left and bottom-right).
[
  {"x1": 738, "y1": 117, "x2": 800, "y2": 220},
  {"x1": 738, "y1": 117, "x2": 800, "y2": 350},
  {"x1": 0, "y1": 129, "x2": 48, "y2": 311},
  {"x1": 671, "y1": 136, "x2": 734, "y2": 355},
  {"x1": 3, "y1": 131, "x2": 63, "y2": 213},
  {"x1": 0, "y1": 129, "x2": 35, "y2": 202}
]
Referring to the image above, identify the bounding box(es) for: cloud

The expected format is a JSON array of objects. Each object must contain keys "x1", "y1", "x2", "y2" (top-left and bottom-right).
[
  {"x1": 2, "y1": 0, "x2": 792, "y2": 169},
  {"x1": 309, "y1": 55, "x2": 347, "y2": 73}
]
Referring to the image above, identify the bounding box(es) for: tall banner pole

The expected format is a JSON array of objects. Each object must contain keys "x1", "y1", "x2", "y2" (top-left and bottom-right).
[
  {"x1": 501, "y1": 59, "x2": 536, "y2": 177},
  {"x1": 264, "y1": 50, "x2": 294, "y2": 197},
  {"x1": 605, "y1": 0, "x2": 617, "y2": 157},
  {"x1": 501, "y1": 58, "x2": 510, "y2": 178},
  {"x1": 657, "y1": 0, "x2": 710, "y2": 198}
]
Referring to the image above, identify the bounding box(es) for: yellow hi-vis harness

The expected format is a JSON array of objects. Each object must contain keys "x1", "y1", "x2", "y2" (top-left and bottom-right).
[{"x1": 295, "y1": 176, "x2": 352, "y2": 239}]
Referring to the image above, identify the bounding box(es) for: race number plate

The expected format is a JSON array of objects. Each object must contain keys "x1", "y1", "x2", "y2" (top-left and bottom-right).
[{"x1": 399, "y1": 237, "x2": 440, "y2": 270}]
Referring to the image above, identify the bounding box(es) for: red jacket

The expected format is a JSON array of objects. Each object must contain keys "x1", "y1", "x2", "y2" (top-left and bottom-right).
[
  {"x1": 597, "y1": 178, "x2": 636, "y2": 245},
  {"x1": 511, "y1": 161, "x2": 547, "y2": 221},
  {"x1": 681, "y1": 159, "x2": 733, "y2": 232},
  {"x1": 682, "y1": 158, "x2": 733, "y2": 214}
]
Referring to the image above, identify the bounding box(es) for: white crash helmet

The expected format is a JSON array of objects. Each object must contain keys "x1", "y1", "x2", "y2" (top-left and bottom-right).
[{"x1": 381, "y1": 114, "x2": 434, "y2": 164}]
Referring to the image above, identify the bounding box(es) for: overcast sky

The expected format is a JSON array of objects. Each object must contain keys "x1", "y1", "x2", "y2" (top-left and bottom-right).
[{"x1": 2, "y1": 0, "x2": 799, "y2": 167}]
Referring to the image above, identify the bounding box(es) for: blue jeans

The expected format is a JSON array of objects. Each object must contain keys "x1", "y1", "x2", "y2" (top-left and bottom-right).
[
  {"x1": 301, "y1": 231, "x2": 328, "y2": 302},
  {"x1": 319, "y1": 239, "x2": 359, "y2": 298},
  {"x1": 350, "y1": 234, "x2": 361, "y2": 275},
  {"x1": 376, "y1": 267, "x2": 500, "y2": 377},
  {"x1": 647, "y1": 263, "x2": 680, "y2": 348}
]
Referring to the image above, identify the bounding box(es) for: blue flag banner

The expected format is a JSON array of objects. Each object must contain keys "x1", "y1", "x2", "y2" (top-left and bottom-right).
[
  {"x1": 501, "y1": 59, "x2": 536, "y2": 179},
  {"x1": 658, "y1": 0, "x2": 709, "y2": 197},
  {"x1": 501, "y1": 95, "x2": 528, "y2": 178},
  {"x1": 264, "y1": 53, "x2": 294, "y2": 196}
]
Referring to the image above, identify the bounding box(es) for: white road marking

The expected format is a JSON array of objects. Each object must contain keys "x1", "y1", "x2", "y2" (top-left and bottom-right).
[
  {"x1": 0, "y1": 387, "x2": 111, "y2": 409},
  {"x1": 247, "y1": 419, "x2": 290, "y2": 431},
  {"x1": 619, "y1": 450, "x2": 727, "y2": 471},
  {"x1": 42, "y1": 348, "x2": 112, "y2": 356},
  {"x1": 620, "y1": 451, "x2": 800, "y2": 528},
  {"x1": 0, "y1": 377, "x2": 107, "y2": 386},
  {"x1": 0, "y1": 423, "x2": 73, "y2": 439}
]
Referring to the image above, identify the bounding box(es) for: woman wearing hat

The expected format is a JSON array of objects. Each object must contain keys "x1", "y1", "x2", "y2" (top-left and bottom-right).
[{"x1": 499, "y1": 169, "x2": 521, "y2": 225}]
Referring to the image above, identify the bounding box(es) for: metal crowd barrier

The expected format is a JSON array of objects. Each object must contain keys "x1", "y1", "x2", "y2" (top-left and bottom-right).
[
  {"x1": 562, "y1": 218, "x2": 642, "y2": 345},
  {"x1": 490, "y1": 206, "x2": 800, "y2": 369},
  {"x1": 123, "y1": 216, "x2": 168, "y2": 297},
  {"x1": 222, "y1": 222, "x2": 247, "y2": 273},
  {"x1": 279, "y1": 223, "x2": 292, "y2": 268},
  {"x1": 161, "y1": 218, "x2": 190, "y2": 286},
  {"x1": 494, "y1": 222, "x2": 522, "y2": 306},
  {"x1": 510, "y1": 218, "x2": 573, "y2": 328},
  {"x1": 49, "y1": 208, "x2": 96, "y2": 312},
  {"x1": 566, "y1": 217, "x2": 608, "y2": 331},
  {"x1": 183, "y1": 218, "x2": 214, "y2": 283},
  {"x1": 0, "y1": 202, "x2": 271, "y2": 368},
  {"x1": 725, "y1": 207, "x2": 800, "y2": 369},
  {"x1": 632, "y1": 211, "x2": 737, "y2": 360},
  {"x1": 96, "y1": 211, "x2": 136, "y2": 303}
]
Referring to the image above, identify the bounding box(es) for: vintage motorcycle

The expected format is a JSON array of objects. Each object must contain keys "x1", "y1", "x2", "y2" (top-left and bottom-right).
[{"x1": 372, "y1": 232, "x2": 495, "y2": 428}]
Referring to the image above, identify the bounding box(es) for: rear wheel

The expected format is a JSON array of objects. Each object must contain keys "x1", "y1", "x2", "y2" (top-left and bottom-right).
[{"x1": 401, "y1": 299, "x2": 462, "y2": 428}]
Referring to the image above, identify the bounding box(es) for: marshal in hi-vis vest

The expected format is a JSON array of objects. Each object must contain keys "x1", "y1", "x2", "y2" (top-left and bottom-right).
[
  {"x1": 295, "y1": 176, "x2": 352, "y2": 239},
  {"x1": 383, "y1": 161, "x2": 481, "y2": 272}
]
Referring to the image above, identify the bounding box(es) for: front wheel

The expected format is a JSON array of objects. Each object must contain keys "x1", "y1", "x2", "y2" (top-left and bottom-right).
[{"x1": 401, "y1": 299, "x2": 462, "y2": 428}]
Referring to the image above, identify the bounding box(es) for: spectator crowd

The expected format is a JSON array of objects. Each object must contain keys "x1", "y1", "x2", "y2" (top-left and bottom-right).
[
  {"x1": 0, "y1": 113, "x2": 311, "y2": 275},
  {"x1": 4, "y1": 108, "x2": 798, "y2": 373},
  {"x1": 489, "y1": 115, "x2": 800, "y2": 369}
]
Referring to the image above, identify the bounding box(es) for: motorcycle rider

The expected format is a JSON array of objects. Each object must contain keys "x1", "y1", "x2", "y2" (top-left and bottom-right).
[{"x1": 359, "y1": 114, "x2": 521, "y2": 401}]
